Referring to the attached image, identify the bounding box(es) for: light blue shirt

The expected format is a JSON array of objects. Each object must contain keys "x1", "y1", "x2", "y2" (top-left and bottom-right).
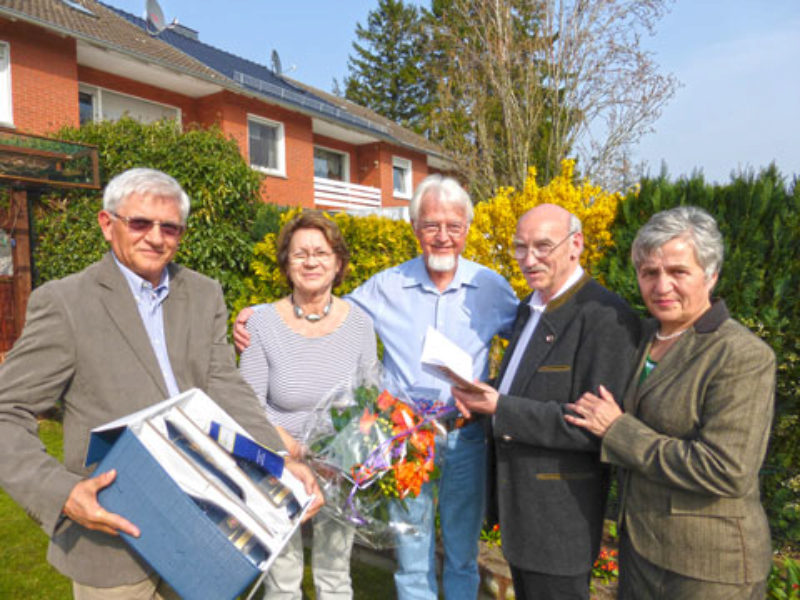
[
  {"x1": 113, "y1": 254, "x2": 180, "y2": 397},
  {"x1": 348, "y1": 256, "x2": 518, "y2": 404}
]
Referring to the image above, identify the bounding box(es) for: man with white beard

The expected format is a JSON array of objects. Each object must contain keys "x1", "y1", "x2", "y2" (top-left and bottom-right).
[{"x1": 234, "y1": 175, "x2": 518, "y2": 599}]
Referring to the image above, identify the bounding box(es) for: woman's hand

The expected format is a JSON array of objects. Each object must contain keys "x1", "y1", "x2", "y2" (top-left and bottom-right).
[{"x1": 565, "y1": 384, "x2": 622, "y2": 437}]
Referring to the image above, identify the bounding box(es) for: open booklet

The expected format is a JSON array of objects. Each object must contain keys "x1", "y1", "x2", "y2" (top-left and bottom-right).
[{"x1": 420, "y1": 326, "x2": 484, "y2": 392}]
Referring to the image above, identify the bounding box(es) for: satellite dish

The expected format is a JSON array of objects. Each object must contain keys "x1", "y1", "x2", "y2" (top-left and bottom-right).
[
  {"x1": 271, "y1": 50, "x2": 282, "y2": 76},
  {"x1": 145, "y1": 0, "x2": 177, "y2": 35}
]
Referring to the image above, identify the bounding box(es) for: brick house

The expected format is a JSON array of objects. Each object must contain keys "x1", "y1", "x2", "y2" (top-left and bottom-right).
[
  {"x1": 0, "y1": 0, "x2": 451, "y2": 214},
  {"x1": 0, "y1": 0, "x2": 453, "y2": 354}
]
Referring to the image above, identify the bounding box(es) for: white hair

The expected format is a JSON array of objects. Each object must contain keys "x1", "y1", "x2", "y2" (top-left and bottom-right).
[
  {"x1": 103, "y1": 168, "x2": 190, "y2": 223},
  {"x1": 409, "y1": 174, "x2": 473, "y2": 223}
]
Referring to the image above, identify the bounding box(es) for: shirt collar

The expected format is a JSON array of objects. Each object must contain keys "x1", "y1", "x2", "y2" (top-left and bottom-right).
[
  {"x1": 528, "y1": 265, "x2": 584, "y2": 310},
  {"x1": 112, "y1": 252, "x2": 170, "y2": 297}
]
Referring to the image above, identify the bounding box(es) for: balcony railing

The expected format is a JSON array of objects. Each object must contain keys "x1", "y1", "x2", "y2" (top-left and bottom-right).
[{"x1": 313, "y1": 177, "x2": 381, "y2": 211}]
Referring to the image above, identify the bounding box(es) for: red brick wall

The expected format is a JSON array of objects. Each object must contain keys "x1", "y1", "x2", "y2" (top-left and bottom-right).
[
  {"x1": 378, "y1": 145, "x2": 428, "y2": 208},
  {"x1": 0, "y1": 20, "x2": 79, "y2": 134},
  {"x1": 210, "y1": 91, "x2": 315, "y2": 208}
]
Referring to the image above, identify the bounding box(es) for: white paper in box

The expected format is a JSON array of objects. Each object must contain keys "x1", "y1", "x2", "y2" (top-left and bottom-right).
[{"x1": 85, "y1": 388, "x2": 313, "y2": 600}]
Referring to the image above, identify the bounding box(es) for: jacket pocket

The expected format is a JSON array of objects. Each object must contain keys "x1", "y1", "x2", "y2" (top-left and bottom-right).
[
  {"x1": 538, "y1": 364, "x2": 571, "y2": 373},
  {"x1": 669, "y1": 491, "x2": 745, "y2": 517}
]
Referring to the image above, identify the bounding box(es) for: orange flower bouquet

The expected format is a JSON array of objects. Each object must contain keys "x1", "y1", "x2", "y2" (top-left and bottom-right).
[{"x1": 304, "y1": 383, "x2": 447, "y2": 548}]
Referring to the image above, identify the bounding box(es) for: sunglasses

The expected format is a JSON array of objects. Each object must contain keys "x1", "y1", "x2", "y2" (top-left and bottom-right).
[{"x1": 111, "y1": 212, "x2": 185, "y2": 238}]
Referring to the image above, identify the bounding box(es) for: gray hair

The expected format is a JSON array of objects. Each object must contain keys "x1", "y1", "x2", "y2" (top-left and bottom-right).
[
  {"x1": 568, "y1": 213, "x2": 582, "y2": 235},
  {"x1": 103, "y1": 168, "x2": 191, "y2": 223},
  {"x1": 409, "y1": 174, "x2": 473, "y2": 223},
  {"x1": 631, "y1": 206, "x2": 723, "y2": 280}
]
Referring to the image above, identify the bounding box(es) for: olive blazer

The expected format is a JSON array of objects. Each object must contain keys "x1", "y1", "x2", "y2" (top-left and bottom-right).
[
  {"x1": 0, "y1": 253, "x2": 284, "y2": 587},
  {"x1": 602, "y1": 300, "x2": 775, "y2": 584},
  {"x1": 491, "y1": 273, "x2": 641, "y2": 576}
]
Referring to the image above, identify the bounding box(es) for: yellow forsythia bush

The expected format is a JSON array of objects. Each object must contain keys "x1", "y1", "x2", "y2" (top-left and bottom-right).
[
  {"x1": 465, "y1": 159, "x2": 623, "y2": 298},
  {"x1": 233, "y1": 208, "x2": 420, "y2": 315}
]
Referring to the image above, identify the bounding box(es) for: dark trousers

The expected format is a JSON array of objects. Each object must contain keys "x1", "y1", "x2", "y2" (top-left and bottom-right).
[
  {"x1": 618, "y1": 529, "x2": 767, "y2": 600},
  {"x1": 509, "y1": 564, "x2": 590, "y2": 600}
]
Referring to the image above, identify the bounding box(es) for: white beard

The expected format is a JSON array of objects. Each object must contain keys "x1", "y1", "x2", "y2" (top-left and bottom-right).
[{"x1": 426, "y1": 253, "x2": 457, "y2": 272}]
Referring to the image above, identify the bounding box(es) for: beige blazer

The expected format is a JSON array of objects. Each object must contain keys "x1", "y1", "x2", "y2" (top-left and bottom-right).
[
  {"x1": 0, "y1": 253, "x2": 284, "y2": 587},
  {"x1": 602, "y1": 300, "x2": 775, "y2": 584}
]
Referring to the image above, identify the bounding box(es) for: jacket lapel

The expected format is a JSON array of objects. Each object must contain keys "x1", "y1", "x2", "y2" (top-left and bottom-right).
[
  {"x1": 632, "y1": 301, "x2": 729, "y2": 414},
  {"x1": 504, "y1": 273, "x2": 590, "y2": 394},
  {"x1": 95, "y1": 253, "x2": 168, "y2": 397},
  {"x1": 496, "y1": 301, "x2": 531, "y2": 379},
  {"x1": 163, "y1": 264, "x2": 189, "y2": 392}
]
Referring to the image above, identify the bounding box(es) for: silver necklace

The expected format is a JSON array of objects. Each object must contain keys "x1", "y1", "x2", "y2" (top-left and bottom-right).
[
  {"x1": 655, "y1": 327, "x2": 689, "y2": 341},
  {"x1": 291, "y1": 294, "x2": 332, "y2": 322}
]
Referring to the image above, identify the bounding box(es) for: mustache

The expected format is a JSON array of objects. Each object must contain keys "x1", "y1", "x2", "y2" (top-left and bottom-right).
[{"x1": 523, "y1": 266, "x2": 548, "y2": 274}]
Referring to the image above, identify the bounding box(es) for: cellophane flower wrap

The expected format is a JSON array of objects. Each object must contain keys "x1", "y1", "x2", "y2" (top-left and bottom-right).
[{"x1": 302, "y1": 368, "x2": 451, "y2": 548}]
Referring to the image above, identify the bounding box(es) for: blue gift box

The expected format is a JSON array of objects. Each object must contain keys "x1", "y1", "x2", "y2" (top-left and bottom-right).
[{"x1": 85, "y1": 389, "x2": 310, "y2": 600}]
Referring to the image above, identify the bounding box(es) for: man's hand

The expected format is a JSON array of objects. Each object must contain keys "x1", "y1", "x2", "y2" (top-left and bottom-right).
[
  {"x1": 283, "y1": 459, "x2": 324, "y2": 522},
  {"x1": 564, "y1": 384, "x2": 622, "y2": 437},
  {"x1": 62, "y1": 470, "x2": 140, "y2": 537},
  {"x1": 233, "y1": 307, "x2": 255, "y2": 354},
  {"x1": 451, "y1": 381, "x2": 500, "y2": 418}
]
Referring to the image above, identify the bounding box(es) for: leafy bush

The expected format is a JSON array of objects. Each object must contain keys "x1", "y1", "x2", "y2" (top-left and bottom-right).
[
  {"x1": 464, "y1": 159, "x2": 623, "y2": 298},
  {"x1": 596, "y1": 166, "x2": 800, "y2": 549},
  {"x1": 33, "y1": 118, "x2": 265, "y2": 308}
]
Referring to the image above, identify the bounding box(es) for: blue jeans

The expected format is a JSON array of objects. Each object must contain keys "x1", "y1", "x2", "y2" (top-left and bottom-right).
[{"x1": 391, "y1": 421, "x2": 487, "y2": 600}]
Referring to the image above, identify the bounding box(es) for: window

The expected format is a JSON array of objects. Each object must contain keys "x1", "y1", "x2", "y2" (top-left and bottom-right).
[
  {"x1": 393, "y1": 157, "x2": 412, "y2": 199},
  {"x1": 78, "y1": 84, "x2": 179, "y2": 125},
  {"x1": 248, "y1": 115, "x2": 285, "y2": 176},
  {"x1": 313, "y1": 146, "x2": 348, "y2": 181},
  {"x1": 0, "y1": 42, "x2": 12, "y2": 126}
]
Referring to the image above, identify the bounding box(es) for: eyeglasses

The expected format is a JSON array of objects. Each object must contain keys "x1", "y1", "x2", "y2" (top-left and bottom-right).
[
  {"x1": 418, "y1": 221, "x2": 467, "y2": 237},
  {"x1": 289, "y1": 250, "x2": 335, "y2": 264},
  {"x1": 111, "y1": 212, "x2": 185, "y2": 238},
  {"x1": 511, "y1": 230, "x2": 577, "y2": 260}
]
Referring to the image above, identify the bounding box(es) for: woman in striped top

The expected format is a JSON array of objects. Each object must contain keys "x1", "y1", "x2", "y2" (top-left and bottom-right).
[{"x1": 240, "y1": 211, "x2": 377, "y2": 600}]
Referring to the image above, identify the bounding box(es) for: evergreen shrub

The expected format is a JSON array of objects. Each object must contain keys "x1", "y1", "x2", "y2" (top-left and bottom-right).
[{"x1": 34, "y1": 119, "x2": 264, "y2": 308}]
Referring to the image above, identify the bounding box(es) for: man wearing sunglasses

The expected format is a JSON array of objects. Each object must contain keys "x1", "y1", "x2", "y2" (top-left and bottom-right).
[{"x1": 0, "y1": 168, "x2": 321, "y2": 599}]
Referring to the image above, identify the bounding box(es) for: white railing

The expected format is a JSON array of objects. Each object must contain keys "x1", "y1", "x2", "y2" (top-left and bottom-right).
[{"x1": 314, "y1": 177, "x2": 381, "y2": 211}]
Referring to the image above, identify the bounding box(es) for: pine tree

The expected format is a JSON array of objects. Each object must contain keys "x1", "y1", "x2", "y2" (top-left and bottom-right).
[{"x1": 341, "y1": 0, "x2": 433, "y2": 134}]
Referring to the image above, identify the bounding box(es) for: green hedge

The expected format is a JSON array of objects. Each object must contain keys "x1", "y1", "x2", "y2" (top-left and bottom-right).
[
  {"x1": 33, "y1": 119, "x2": 264, "y2": 308},
  {"x1": 597, "y1": 165, "x2": 800, "y2": 549}
]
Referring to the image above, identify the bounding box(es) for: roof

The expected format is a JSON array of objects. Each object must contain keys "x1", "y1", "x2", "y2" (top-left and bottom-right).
[
  {"x1": 0, "y1": 0, "x2": 447, "y2": 161},
  {"x1": 0, "y1": 0, "x2": 228, "y2": 85}
]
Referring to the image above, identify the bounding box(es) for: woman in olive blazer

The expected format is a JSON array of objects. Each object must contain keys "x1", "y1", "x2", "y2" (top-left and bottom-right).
[{"x1": 567, "y1": 206, "x2": 774, "y2": 600}]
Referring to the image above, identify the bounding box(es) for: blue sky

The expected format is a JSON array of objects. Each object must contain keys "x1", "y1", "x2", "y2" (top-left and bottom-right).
[{"x1": 110, "y1": 0, "x2": 800, "y2": 184}]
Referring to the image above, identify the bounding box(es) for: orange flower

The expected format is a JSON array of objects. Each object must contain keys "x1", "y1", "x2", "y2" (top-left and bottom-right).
[
  {"x1": 391, "y1": 402, "x2": 416, "y2": 433},
  {"x1": 393, "y1": 455, "x2": 436, "y2": 498},
  {"x1": 410, "y1": 428, "x2": 435, "y2": 453},
  {"x1": 359, "y1": 407, "x2": 378, "y2": 435},
  {"x1": 376, "y1": 390, "x2": 395, "y2": 411}
]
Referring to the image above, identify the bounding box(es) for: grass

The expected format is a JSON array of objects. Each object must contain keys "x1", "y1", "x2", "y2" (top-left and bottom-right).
[
  {"x1": 0, "y1": 420, "x2": 71, "y2": 599},
  {"x1": 0, "y1": 419, "x2": 395, "y2": 599}
]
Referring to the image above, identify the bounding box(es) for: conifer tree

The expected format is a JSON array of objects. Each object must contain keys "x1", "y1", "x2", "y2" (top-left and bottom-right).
[{"x1": 340, "y1": 0, "x2": 433, "y2": 134}]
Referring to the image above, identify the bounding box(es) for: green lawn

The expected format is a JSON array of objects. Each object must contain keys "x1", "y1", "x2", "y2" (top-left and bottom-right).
[{"x1": 0, "y1": 420, "x2": 395, "y2": 599}]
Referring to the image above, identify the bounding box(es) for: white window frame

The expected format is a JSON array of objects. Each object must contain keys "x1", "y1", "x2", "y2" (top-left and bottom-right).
[
  {"x1": 392, "y1": 156, "x2": 413, "y2": 200},
  {"x1": 77, "y1": 83, "x2": 181, "y2": 125},
  {"x1": 0, "y1": 41, "x2": 13, "y2": 127},
  {"x1": 313, "y1": 145, "x2": 350, "y2": 182},
  {"x1": 248, "y1": 114, "x2": 286, "y2": 177}
]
